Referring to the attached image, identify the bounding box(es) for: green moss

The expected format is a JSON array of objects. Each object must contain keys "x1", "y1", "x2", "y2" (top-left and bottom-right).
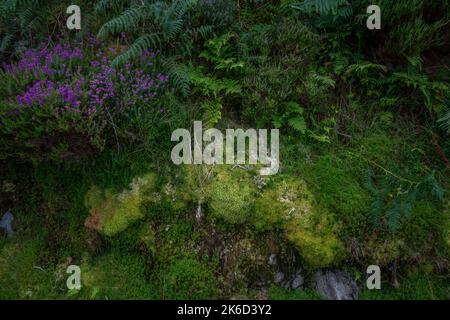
[
  {"x1": 361, "y1": 236, "x2": 405, "y2": 265},
  {"x1": 0, "y1": 239, "x2": 57, "y2": 299},
  {"x1": 360, "y1": 274, "x2": 450, "y2": 300},
  {"x1": 138, "y1": 223, "x2": 157, "y2": 254},
  {"x1": 84, "y1": 173, "x2": 158, "y2": 236},
  {"x1": 207, "y1": 167, "x2": 256, "y2": 225},
  {"x1": 156, "y1": 257, "x2": 219, "y2": 299},
  {"x1": 306, "y1": 154, "x2": 371, "y2": 236},
  {"x1": 400, "y1": 201, "x2": 449, "y2": 260},
  {"x1": 80, "y1": 251, "x2": 151, "y2": 299},
  {"x1": 286, "y1": 218, "x2": 345, "y2": 268},
  {"x1": 357, "y1": 132, "x2": 401, "y2": 165},
  {"x1": 255, "y1": 177, "x2": 344, "y2": 268}
]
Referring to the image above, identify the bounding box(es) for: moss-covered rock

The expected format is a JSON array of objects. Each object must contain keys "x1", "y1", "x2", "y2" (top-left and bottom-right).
[
  {"x1": 84, "y1": 173, "x2": 158, "y2": 237},
  {"x1": 206, "y1": 166, "x2": 257, "y2": 225},
  {"x1": 255, "y1": 178, "x2": 344, "y2": 268}
]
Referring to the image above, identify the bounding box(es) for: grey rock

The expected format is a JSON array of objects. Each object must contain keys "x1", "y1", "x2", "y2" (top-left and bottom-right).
[
  {"x1": 291, "y1": 273, "x2": 304, "y2": 289},
  {"x1": 268, "y1": 253, "x2": 277, "y2": 265},
  {"x1": 274, "y1": 272, "x2": 284, "y2": 284},
  {"x1": 0, "y1": 211, "x2": 14, "y2": 237},
  {"x1": 314, "y1": 270, "x2": 359, "y2": 300}
]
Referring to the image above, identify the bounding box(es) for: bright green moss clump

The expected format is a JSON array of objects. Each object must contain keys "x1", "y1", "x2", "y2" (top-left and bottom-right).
[
  {"x1": 84, "y1": 173, "x2": 158, "y2": 236},
  {"x1": 255, "y1": 178, "x2": 344, "y2": 268},
  {"x1": 306, "y1": 154, "x2": 371, "y2": 236},
  {"x1": 206, "y1": 167, "x2": 256, "y2": 225}
]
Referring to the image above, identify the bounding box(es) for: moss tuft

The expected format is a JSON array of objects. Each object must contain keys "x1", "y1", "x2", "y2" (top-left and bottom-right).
[{"x1": 84, "y1": 173, "x2": 158, "y2": 236}]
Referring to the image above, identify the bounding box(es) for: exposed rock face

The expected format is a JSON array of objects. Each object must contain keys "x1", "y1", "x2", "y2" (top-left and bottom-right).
[
  {"x1": 314, "y1": 270, "x2": 359, "y2": 300},
  {"x1": 273, "y1": 267, "x2": 304, "y2": 290},
  {"x1": 290, "y1": 272, "x2": 304, "y2": 289},
  {"x1": 274, "y1": 271, "x2": 284, "y2": 284}
]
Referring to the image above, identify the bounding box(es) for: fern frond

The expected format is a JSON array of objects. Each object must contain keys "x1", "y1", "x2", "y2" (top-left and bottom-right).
[
  {"x1": 97, "y1": 5, "x2": 146, "y2": 37},
  {"x1": 112, "y1": 33, "x2": 162, "y2": 66},
  {"x1": 162, "y1": 59, "x2": 191, "y2": 96}
]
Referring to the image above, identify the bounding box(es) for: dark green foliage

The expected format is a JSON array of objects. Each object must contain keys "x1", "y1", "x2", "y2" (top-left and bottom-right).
[
  {"x1": 366, "y1": 172, "x2": 444, "y2": 231},
  {"x1": 98, "y1": 0, "x2": 213, "y2": 66},
  {"x1": 0, "y1": 0, "x2": 449, "y2": 301}
]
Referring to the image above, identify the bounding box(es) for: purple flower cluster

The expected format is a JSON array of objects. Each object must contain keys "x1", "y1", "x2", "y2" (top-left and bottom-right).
[
  {"x1": 58, "y1": 78, "x2": 83, "y2": 107},
  {"x1": 88, "y1": 57, "x2": 115, "y2": 109},
  {"x1": 125, "y1": 70, "x2": 168, "y2": 106},
  {"x1": 16, "y1": 80, "x2": 54, "y2": 106},
  {"x1": 3, "y1": 43, "x2": 83, "y2": 78},
  {"x1": 17, "y1": 79, "x2": 83, "y2": 108},
  {"x1": 4, "y1": 38, "x2": 168, "y2": 116}
]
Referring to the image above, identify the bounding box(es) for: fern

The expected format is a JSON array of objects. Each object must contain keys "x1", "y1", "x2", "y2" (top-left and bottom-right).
[
  {"x1": 202, "y1": 99, "x2": 222, "y2": 127},
  {"x1": 187, "y1": 65, "x2": 241, "y2": 97},
  {"x1": 291, "y1": 0, "x2": 349, "y2": 15},
  {"x1": 438, "y1": 108, "x2": 450, "y2": 134},
  {"x1": 366, "y1": 171, "x2": 444, "y2": 232},
  {"x1": 162, "y1": 58, "x2": 191, "y2": 96},
  {"x1": 98, "y1": 5, "x2": 147, "y2": 37},
  {"x1": 98, "y1": 0, "x2": 212, "y2": 66}
]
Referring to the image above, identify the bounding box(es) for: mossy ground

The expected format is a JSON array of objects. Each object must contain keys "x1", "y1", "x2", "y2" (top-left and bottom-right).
[{"x1": 1, "y1": 122, "x2": 448, "y2": 299}]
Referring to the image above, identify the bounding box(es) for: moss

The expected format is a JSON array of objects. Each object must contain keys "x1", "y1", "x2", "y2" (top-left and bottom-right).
[
  {"x1": 360, "y1": 273, "x2": 450, "y2": 300},
  {"x1": 400, "y1": 201, "x2": 449, "y2": 260},
  {"x1": 206, "y1": 167, "x2": 256, "y2": 225},
  {"x1": 0, "y1": 239, "x2": 57, "y2": 299},
  {"x1": 155, "y1": 257, "x2": 220, "y2": 299},
  {"x1": 305, "y1": 154, "x2": 371, "y2": 236},
  {"x1": 361, "y1": 236, "x2": 405, "y2": 266},
  {"x1": 80, "y1": 251, "x2": 151, "y2": 299},
  {"x1": 138, "y1": 223, "x2": 157, "y2": 254},
  {"x1": 357, "y1": 132, "x2": 401, "y2": 165},
  {"x1": 286, "y1": 218, "x2": 345, "y2": 268},
  {"x1": 254, "y1": 178, "x2": 344, "y2": 268},
  {"x1": 84, "y1": 173, "x2": 158, "y2": 237}
]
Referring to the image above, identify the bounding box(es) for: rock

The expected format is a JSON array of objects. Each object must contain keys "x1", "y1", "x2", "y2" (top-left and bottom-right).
[
  {"x1": 268, "y1": 253, "x2": 277, "y2": 265},
  {"x1": 314, "y1": 270, "x2": 359, "y2": 300},
  {"x1": 290, "y1": 272, "x2": 304, "y2": 289},
  {"x1": 274, "y1": 271, "x2": 284, "y2": 284},
  {"x1": 0, "y1": 211, "x2": 14, "y2": 237}
]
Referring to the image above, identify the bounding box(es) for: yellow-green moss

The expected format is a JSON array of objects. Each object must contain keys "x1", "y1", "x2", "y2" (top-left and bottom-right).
[
  {"x1": 255, "y1": 178, "x2": 344, "y2": 268},
  {"x1": 206, "y1": 166, "x2": 256, "y2": 225},
  {"x1": 84, "y1": 173, "x2": 158, "y2": 237},
  {"x1": 361, "y1": 236, "x2": 405, "y2": 265}
]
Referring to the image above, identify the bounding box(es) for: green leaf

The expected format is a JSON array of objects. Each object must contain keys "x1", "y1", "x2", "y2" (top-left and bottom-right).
[{"x1": 288, "y1": 116, "x2": 306, "y2": 133}]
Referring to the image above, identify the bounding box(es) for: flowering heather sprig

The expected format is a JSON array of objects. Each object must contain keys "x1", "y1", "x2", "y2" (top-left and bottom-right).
[
  {"x1": 88, "y1": 58, "x2": 116, "y2": 109},
  {"x1": 17, "y1": 80, "x2": 54, "y2": 106},
  {"x1": 8, "y1": 38, "x2": 168, "y2": 114},
  {"x1": 2, "y1": 43, "x2": 83, "y2": 77},
  {"x1": 16, "y1": 79, "x2": 84, "y2": 108}
]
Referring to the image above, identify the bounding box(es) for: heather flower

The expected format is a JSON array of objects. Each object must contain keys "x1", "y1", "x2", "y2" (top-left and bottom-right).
[
  {"x1": 17, "y1": 80, "x2": 54, "y2": 106},
  {"x1": 9, "y1": 38, "x2": 167, "y2": 115}
]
